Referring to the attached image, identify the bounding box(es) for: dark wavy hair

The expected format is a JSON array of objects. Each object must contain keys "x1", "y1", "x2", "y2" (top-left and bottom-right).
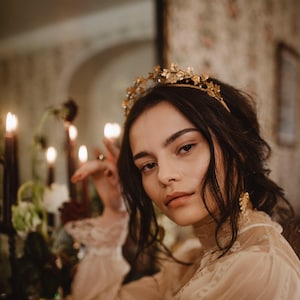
[{"x1": 117, "y1": 80, "x2": 293, "y2": 260}]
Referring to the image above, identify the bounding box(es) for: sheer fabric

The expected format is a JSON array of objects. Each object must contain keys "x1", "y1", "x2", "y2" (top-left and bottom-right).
[{"x1": 65, "y1": 209, "x2": 300, "y2": 300}]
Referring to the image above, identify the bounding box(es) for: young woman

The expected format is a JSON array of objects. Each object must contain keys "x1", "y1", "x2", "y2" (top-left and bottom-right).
[{"x1": 66, "y1": 64, "x2": 300, "y2": 299}]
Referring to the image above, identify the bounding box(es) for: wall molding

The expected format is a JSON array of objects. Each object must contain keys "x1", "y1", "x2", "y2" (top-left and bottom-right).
[{"x1": 0, "y1": 1, "x2": 154, "y2": 57}]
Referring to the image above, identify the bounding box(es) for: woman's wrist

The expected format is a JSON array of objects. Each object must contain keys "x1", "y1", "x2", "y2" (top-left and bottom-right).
[
  {"x1": 101, "y1": 206, "x2": 127, "y2": 226},
  {"x1": 105, "y1": 195, "x2": 126, "y2": 213}
]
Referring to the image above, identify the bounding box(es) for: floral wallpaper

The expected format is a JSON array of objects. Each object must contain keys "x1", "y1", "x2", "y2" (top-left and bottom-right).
[{"x1": 165, "y1": 0, "x2": 300, "y2": 214}]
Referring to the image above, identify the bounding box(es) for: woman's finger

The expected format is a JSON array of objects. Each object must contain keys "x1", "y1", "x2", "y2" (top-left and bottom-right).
[
  {"x1": 103, "y1": 137, "x2": 120, "y2": 160},
  {"x1": 71, "y1": 160, "x2": 112, "y2": 183}
]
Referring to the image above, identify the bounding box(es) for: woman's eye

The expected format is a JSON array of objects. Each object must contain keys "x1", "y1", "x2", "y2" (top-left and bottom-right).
[
  {"x1": 140, "y1": 162, "x2": 156, "y2": 173},
  {"x1": 178, "y1": 143, "x2": 194, "y2": 154}
]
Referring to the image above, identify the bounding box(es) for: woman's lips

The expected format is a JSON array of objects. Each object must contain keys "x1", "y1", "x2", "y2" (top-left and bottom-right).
[{"x1": 165, "y1": 192, "x2": 193, "y2": 208}]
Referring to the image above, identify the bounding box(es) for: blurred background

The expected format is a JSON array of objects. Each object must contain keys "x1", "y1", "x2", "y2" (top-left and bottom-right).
[{"x1": 0, "y1": 0, "x2": 157, "y2": 184}]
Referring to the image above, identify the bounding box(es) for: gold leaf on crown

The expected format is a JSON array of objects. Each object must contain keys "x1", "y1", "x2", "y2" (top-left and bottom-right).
[{"x1": 122, "y1": 63, "x2": 230, "y2": 117}]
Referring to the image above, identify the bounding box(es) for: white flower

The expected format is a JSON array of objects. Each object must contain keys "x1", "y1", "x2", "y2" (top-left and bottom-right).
[
  {"x1": 12, "y1": 202, "x2": 42, "y2": 238},
  {"x1": 43, "y1": 183, "x2": 70, "y2": 213}
]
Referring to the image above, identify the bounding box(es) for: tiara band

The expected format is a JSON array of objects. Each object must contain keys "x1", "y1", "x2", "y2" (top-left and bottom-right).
[{"x1": 122, "y1": 63, "x2": 230, "y2": 117}]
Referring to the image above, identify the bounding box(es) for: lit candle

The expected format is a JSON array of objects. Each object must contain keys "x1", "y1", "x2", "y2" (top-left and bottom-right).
[
  {"x1": 104, "y1": 122, "x2": 121, "y2": 143},
  {"x1": 46, "y1": 146, "x2": 57, "y2": 186},
  {"x1": 78, "y1": 145, "x2": 89, "y2": 205},
  {"x1": 78, "y1": 145, "x2": 88, "y2": 163},
  {"x1": 6, "y1": 113, "x2": 18, "y2": 133},
  {"x1": 3, "y1": 112, "x2": 19, "y2": 227},
  {"x1": 69, "y1": 125, "x2": 78, "y2": 141},
  {"x1": 65, "y1": 123, "x2": 78, "y2": 201}
]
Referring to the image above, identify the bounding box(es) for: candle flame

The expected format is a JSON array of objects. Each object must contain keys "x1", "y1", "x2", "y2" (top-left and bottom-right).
[
  {"x1": 104, "y1": 122, "x2": 121, "y2": 139},
  {"x1": 46, "y1": 147, "x2": 57, "y2": 164},
  {"x1": 69, "y1": 125, "x2": 78, "y2": 141},
  {"x1": 78, "y1": 145, "x2": 88, "y2": 163},
  {"x1": 6, "y1": 112, "x2": 18, "y2": 132}
]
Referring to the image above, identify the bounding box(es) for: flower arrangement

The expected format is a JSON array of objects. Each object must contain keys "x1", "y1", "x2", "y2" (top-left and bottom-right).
[
  {"x1": 10, "y1": 99, "x2": 86, "y2": 299},
  {"x1": 12, "y1": 182, "x2": 70, "y2": 238}
]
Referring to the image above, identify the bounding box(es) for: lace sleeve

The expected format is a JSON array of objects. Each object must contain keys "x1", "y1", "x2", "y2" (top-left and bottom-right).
[
  {"x1": 64, "y1": 213, "x2": 131, "y2": 300},
  {"x1": 64, "y1": 213, "x2": 129, "y2": 250}
]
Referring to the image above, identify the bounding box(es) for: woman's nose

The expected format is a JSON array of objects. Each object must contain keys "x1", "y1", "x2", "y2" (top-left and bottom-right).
[{"x1": 157, "y1": 159, "x2": 180, "y2": 186}]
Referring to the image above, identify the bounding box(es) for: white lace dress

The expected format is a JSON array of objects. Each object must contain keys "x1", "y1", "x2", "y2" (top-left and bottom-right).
[{"x1": 65, "y1": 209, "x2": 300, "y2": 300}]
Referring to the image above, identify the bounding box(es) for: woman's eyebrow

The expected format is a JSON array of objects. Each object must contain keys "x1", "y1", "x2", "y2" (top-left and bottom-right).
[
  {"x1": 133, "y1": 128, "x2": 198, "y2": 161},
  {"x1": 133, "y1": 151, "x2": 148, "y2": 161},
  {"x1": 163, "y1": 128, "x2": 198, "y2": 147}
]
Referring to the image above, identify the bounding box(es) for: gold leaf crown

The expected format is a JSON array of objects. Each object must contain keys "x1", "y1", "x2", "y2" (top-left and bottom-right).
[{"x1": 122, "y1": 63, "x2": 230, "y2": 117}]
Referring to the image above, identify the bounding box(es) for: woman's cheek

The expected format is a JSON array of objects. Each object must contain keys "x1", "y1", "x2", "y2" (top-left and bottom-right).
[
  {"x1": 142, "y1": 177, "x2": 152, "y2": 197},
  {"x1": 143, "y1": 178, "x2": 160, "y2": 206}
]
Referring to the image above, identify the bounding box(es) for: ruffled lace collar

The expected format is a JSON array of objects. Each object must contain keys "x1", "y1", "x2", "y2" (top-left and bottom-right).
[{"x1": 192, "y1": 209, "x2": 281, "y2": 253}]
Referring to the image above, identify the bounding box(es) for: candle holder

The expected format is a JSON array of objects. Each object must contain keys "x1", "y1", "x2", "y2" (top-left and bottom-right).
[
  {"x1": 3, "y1": 113, "x2": 19, "y2": 227},
  {"x1": 65, "y1": 123, "x2": 78, "y2": 202},
  {"x1": 46, "y1": 146, "x2": 57, "y2": 186},
  {"x1": 0, "y1": 112, "x2": 19, "y2": 299}
]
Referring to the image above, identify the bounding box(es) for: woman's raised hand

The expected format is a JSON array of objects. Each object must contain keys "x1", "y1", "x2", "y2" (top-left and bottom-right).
[{"x1": 71, "y1": 138, "x2": 125, "y2": 216}]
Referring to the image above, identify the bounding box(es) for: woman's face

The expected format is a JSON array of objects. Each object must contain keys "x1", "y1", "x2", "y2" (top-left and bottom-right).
[{"x1": 130, "y1": 101, "x2": 219, "y2": 226}]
